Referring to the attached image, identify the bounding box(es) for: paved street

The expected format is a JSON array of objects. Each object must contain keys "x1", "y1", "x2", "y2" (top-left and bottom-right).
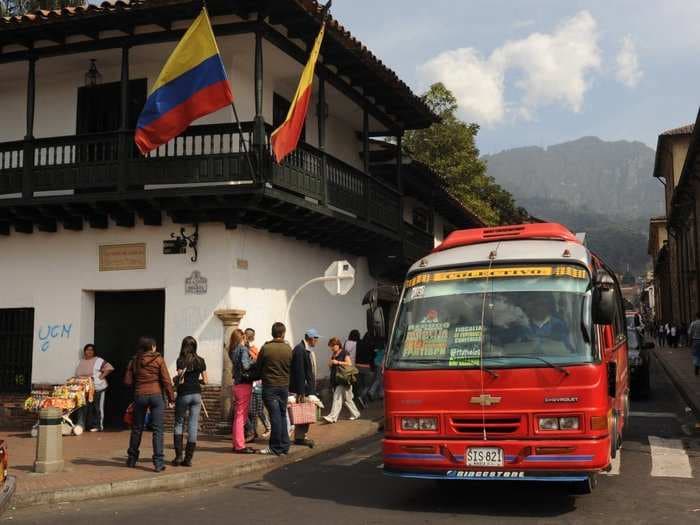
[{"x1": 5, "y1": 357, "x2": 700, "y2": 524}]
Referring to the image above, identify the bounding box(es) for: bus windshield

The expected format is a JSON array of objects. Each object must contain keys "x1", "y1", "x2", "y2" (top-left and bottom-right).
[{"x1": 387, "y1": 264, "x2": 594, "y2": 370}]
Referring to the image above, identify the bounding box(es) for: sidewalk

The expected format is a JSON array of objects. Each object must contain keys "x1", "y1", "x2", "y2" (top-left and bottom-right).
[
  {"x1": 652, "y1": 343, "x2": 700, "y2": 419},
  {"x1": 3, "y1": 404, "x2": 383, "y2": 509}
]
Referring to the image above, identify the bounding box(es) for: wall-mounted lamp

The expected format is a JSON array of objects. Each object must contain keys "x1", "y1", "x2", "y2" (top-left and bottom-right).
[{"x1": 84, "y1": 58, "x2": 102, "y2": 87}]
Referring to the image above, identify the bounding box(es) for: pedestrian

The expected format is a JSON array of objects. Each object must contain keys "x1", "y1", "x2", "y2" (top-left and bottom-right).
[
  {"x1": 74, "y1": 343, "x2": 113, "y2": 432},
  {"x1": 172, "y1": 336, "x2": 207, "y2": 467},
  {"x1": 367, "y1": 339, "x2": 385, "y2": 401},
  {"x1": 290, "y1": 329, "x2": 319, "y2": 448},
  {"x1": 680, "y1": 322, "x2": 688, "y2": 347},
  {"x1": 323, "y1": 336, "x2": 360, "y2": 423},
  {"x1": 230, "y1": 328, "x2": 256, "y2": 454},
  {"x1": 344, "y1": 329, "x2": 361, "y2": 365},
  {"x1": 244, "y1": 328, "x2": 270, "y2": 442},
  {"x1": 355, "y1": 332, "x2": 374, "y2": 408},
  {"x1": 255, "y1": 322, "x2": 293, "y2": 456},
  {"x1": 657, "y1": 324, "x2": 664, "y2": 346},
  {"x1": 125, "y1": 336, "x2": 174, "y2": 472},
  {"x1": 689, "y1": 313, "x2": 700, "y2": 376},
  {"x1": 670, "y1": 323, "x2": 678, "y2": 347}
]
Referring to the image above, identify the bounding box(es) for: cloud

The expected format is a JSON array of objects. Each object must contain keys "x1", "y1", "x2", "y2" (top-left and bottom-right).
[
  {"x1": 418, "y1": 11, "x2": 601, "y2": 125},
  {"x1": 419, "y1": 48, "x2": 505, "y2": 125},
  {"x1": 615, "y1": 35, "x2": 642, "y2": 87}
]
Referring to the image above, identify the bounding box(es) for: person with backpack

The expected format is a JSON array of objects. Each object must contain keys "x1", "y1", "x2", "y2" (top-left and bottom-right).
[
  {"x1": 171, "y1": 336, "x2": 207, "y2": 467},
  {"x1": 323, "y1": 336, "x2": 360, "y2": 423},
  {"x1": 124, "y1": 336, "x2": 174, "y2": 472},
  {"x1": 230, "y1": 329, "x2": 256, "y2": 454}
]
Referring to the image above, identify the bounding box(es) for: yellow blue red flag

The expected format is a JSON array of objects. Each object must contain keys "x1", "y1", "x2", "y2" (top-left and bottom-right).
[{"x1": 135, "y1": 8, "x2": 233, "y2": 155}]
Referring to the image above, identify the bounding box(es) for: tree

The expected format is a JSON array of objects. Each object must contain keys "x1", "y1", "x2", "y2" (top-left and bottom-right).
[{"x1": 404, "y1": 83, "x2": 526, "y2": 225}]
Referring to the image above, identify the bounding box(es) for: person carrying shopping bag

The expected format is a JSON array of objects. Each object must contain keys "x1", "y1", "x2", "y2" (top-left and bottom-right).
[
  {"x1": 125, "y1": 336, "x2": 174, "y2": 472},
  {"x1": 323, "y1": 337, "x2": 360, "y2": 423},
  {"x1": 172, "y1": 336, "x2": 207, "y2": 467}
]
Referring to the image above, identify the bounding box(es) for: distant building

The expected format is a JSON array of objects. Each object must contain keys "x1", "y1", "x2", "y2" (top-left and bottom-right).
[{"x1": 648, "y1": 216, "x2": 669, "y2": 322}]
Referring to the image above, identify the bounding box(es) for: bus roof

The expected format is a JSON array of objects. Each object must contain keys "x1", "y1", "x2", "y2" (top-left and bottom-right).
[{"x1": 433, "y1": 223, "x2": 580, "y2": 253}]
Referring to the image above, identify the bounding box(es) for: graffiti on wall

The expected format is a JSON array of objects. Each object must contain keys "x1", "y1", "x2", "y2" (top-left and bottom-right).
[{"x1": 38, "y1": 323, "x2": 72, "y2": 352}]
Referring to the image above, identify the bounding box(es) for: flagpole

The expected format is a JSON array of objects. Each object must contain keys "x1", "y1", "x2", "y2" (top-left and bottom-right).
[{"x1": 230, "y1": 102, "x2": 257, "y2": 180}]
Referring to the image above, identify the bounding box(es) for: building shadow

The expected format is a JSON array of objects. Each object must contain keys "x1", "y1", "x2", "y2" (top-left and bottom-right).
[{"x1": 259, "y1": 436, "x2": 578, "y2": 519}]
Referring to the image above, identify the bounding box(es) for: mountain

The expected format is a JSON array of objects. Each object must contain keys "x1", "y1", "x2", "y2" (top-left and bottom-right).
[{"x1": 483, "y1": 137, "x2": 663, "y2": 275}]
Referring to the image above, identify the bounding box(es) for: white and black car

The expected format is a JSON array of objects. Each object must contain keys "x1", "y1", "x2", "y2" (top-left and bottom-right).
[{"x1": 627, "y1": 328, "x2": 652, "y2": 399}]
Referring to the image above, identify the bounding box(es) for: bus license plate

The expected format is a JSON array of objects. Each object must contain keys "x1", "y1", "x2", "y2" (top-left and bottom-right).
[{"x1": 466, "y1": 447, "x2": 504, "y2": 467}]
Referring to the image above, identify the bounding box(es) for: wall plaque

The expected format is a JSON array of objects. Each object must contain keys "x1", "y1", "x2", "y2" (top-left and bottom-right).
[
  {"x1": 185, "y1": 270, "x2": 208, "y2": 295},
  {"x1": 99, "y1": 243, "x2": 146, "y2": 271}
]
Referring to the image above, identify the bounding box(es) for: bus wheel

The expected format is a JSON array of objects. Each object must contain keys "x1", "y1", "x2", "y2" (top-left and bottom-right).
[
  {"x1": 610, "y1": 412, "x2": 619, "y2": 459},
  {"x1": 572, "y1": 474, "x2": 598, "y2": 495}
]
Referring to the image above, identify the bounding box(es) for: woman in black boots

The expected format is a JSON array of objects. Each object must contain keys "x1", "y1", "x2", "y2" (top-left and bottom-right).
[{"x1": 172, "y1": 336, "x2": 208, "y2": 467}]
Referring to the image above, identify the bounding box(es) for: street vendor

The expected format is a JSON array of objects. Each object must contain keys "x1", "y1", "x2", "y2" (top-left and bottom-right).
[{"x1": 75, "y1": 344, "x2": 114, "y2": 432}]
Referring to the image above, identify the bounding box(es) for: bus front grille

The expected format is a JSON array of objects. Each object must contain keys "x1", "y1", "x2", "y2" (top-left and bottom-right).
[{"x1": 449, "y1": 415, "x2": 523, "y2": 435}]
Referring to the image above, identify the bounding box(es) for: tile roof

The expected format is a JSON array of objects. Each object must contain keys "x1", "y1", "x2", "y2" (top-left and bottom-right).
[
  {"x1": 0, "y1": 1, "x2": 141, "y2": 27},
  {"x1": 660, "y1": 124, "x2": 694, "y2": 136}
]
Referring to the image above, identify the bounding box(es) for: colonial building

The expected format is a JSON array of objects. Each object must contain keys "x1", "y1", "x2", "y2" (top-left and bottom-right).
[
  {"x1": 648, "y1": 216, "x2": 669, "y2": 322},
  {"x1": 0, "y1": 0, "x2": 483, "y2": 428},
  {"x1": 651, "y1": 117, "x2": 699, "y2": 326}
]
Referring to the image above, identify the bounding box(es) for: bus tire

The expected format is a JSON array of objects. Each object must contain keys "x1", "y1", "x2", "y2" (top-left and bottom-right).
[
  {"x1": 572, "y1": 474, "x2": 598, "y2": 495},
  {"x1": 610, "y1": 412, "x2": 619, "y2": 460}
]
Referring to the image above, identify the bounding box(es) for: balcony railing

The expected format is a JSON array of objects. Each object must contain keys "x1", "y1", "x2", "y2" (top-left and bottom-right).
[
  {"x1": 0, "y1": 121, "x2": 402, "y2": 234},
  {"x1": 403, "y1": 221, "x2": 436, "y2": 262}
]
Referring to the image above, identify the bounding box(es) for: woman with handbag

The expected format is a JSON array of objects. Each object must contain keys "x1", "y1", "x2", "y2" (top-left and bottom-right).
[
  {"x1": 230, "y1": 329, "x2": 256, "y2": 454},
  {"x1": 172, "y1": 336, "x2": 208, "y2": 467},
  {"x1": 323, "y1": 337, "x2": 360, "y2": 423},
  {"x1": 124, "y1": 336, "x2": 175, "y2": 472}
]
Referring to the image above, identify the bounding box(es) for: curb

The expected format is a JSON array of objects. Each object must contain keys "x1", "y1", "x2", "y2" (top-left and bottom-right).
[
  {"x1": 651, "y1": 349, "x2": 700, "y2": 418},
  {"x1": 11, "y1": 420, "x2": 381, "y2": 509}
]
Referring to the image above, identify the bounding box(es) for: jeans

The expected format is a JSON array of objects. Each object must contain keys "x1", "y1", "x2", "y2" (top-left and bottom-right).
[
  {"x1": 692, "y1": 340, "x2": 700, "y2": 367},
  {"x1": 262, "y1": 386, "x2": 290, "y2": 455},
  {"x1": 127, "y1": 394, "x2": 165, "y2": 468},
  {"x1": 356, "y1": 366, "x2": 373, "y2": 400},
  {"x1": 174, "y1": 393, "x2": 202, "y2": 442},
  {"x1": 368, "y1": 368, "x2": 384, "y2": 400},
  {"x1": 326, "y1": 385, "x2": 360, "y2": 422},
  {"x1": 232, "y1": 383, "x2": 252, "y2": 450}
]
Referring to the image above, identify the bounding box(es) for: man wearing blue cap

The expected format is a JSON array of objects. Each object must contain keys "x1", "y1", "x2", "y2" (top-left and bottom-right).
[{"x1": 289, "y1": 329, "x2": 319, "y2": 448}]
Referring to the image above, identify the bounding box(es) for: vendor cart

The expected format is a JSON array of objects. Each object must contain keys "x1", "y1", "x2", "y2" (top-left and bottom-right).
[{"x1": 24, "y1": 377, "x2": 94, "y2": 437}]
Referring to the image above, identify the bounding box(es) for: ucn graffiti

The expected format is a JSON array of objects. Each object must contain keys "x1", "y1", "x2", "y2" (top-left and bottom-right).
[{"x1": 38, "y1": 323, "x2": 72, "y2": 352}]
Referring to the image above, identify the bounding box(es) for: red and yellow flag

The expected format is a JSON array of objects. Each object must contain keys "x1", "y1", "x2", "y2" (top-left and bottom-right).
[{"x1": 270, "y1": 22, "x2": 326, "y2": 164}]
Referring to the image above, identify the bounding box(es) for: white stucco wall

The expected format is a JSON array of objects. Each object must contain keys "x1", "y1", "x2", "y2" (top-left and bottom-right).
[
  {"x1": 0, "y1": 28, "x2": 369, "y2": 170},
  {"x1": 0, "y1": 219, "x2": 377, "y2": 385}
]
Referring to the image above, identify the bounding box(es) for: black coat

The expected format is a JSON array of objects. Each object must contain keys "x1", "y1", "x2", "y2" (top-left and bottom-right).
[{"x1": 289, "y1": 341, "x2": 316, "y2": 396}]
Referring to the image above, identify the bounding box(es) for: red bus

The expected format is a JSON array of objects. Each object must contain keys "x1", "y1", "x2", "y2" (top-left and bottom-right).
[{"x1": 382, "y1": 223, "x2": 629, "y2": 493}]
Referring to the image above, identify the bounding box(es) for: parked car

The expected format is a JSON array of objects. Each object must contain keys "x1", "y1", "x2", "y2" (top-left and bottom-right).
[
  {"x1": 627, "y1": 328, "x2": 652, "y2": 399},
  {"x1": 0, "y1": 440, "x2": 15, "y2": 516}
]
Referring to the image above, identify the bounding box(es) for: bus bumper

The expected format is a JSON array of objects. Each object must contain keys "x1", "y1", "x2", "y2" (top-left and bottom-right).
[{"x1": 383, "y1": 437, "x2": 610, "y2": 481}]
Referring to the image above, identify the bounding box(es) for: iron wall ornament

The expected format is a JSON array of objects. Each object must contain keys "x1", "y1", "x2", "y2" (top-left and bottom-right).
[{"x1": 167, "y1": 223, "x2": 199, "y2": 262}]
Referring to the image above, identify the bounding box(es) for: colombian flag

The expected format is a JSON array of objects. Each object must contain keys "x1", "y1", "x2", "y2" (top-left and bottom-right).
[
  {"x1": 270, "y1": 22, "x2": 326, "y2": 164},
  {"x1": 135, "y1": 9, "x2": 233, "y2": 155}
]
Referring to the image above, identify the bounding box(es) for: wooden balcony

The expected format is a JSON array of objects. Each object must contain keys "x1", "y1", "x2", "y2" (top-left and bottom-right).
[{"x1": 0, "y1": 122, "x2": 418, "y2": 275}]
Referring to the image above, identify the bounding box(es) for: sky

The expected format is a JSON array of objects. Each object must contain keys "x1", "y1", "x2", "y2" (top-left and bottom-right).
[{"x1": 331, "y1": 0, "x2": 700, "y2": 154}]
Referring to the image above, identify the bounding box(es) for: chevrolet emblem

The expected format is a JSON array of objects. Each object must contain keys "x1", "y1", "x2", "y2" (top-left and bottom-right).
[{"x1": 470, "y1": 394, "x2": 502, "y2": 406}]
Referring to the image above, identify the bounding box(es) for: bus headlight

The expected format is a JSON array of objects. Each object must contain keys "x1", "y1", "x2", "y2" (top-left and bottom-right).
[
  {"x1": 401, "y1": 417, "x2": 438, "y2": 431},
  {"x1": 538, "y1": 416, "x2": 580, "y2": 430},
  {"x1": 538, "y1": 417, "x2": 559, "y2": 430},
  {"x1": 558, "y1": 417, "x2": 580, "y2": 430}
]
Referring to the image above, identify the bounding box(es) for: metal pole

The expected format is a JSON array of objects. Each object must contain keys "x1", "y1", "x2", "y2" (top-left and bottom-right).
[
  {"x1": 230, "y1": 102, "x2": 256, "y2": 180},
  {"x1": 285, "y1": 275, "x2": 354, "y2": 332}
]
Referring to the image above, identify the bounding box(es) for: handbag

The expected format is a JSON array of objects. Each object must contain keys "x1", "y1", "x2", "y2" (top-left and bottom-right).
[
  {"x1": 335, "y1": 364, "x2": 359, "y2": 386},
  {"x1": 234, "y1": 346, "x2": 257, "y2": 383},
  {"x1": 288, "y1": 402, "x2": 317, "y2": 425},
  {"x1": 123, "y1": 402, "x2": 134, "y2": 427}
]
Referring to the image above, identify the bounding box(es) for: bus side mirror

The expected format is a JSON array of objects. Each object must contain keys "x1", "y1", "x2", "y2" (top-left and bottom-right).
[{"x1": 593, "y1": 270, "x2": 615, "y2": 325}]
